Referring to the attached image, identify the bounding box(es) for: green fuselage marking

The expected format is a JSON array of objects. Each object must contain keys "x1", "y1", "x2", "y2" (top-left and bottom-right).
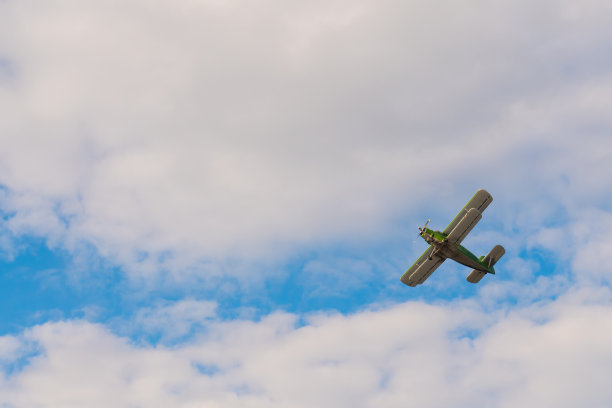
[{"x1": 419, "y1": 228, "x2": 494, "y2": 273}]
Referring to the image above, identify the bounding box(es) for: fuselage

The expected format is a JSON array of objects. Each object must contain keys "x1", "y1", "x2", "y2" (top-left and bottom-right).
[{"x1": 419, "y1": 228, "x2": 491, "y2": 272}]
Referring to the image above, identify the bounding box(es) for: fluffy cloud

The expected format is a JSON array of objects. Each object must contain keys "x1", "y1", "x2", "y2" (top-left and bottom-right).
[
  {"x1": 127, "y1": 298, "x2": 217, "y2": 343},
  {"x1": 1, "y1": 0, "x2": 612, "y2": 281},
  {"x1": 529, "y1": 208, "x2": 612, "y2": 286},
  {"x1": 1, "y1": 288, "x2": 612, "y2": 407}
]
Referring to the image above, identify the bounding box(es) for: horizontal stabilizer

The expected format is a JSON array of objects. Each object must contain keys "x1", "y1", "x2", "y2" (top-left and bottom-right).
[
  {"x1": 466, "y1": 269, "x2": 486, "y2": 283},
  {"x1": 445, "y1": 208, "x2": 482, "y2": 245}
]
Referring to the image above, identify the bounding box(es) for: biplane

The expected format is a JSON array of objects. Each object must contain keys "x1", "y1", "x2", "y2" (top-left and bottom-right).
[{"x1": 401, "y1": 189, "x2": 505, "y2": 287}]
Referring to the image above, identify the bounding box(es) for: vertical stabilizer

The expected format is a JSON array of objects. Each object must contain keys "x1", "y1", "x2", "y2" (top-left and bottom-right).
[{"x1": 466, "y1": 244, "x2": 505, "y2": 284}]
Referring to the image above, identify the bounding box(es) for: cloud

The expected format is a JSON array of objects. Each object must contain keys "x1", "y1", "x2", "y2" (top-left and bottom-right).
[
  {"x1": 1, "y1": 288, "x2": 612, "y2": 407},
  {"x1": 1, "y1": 0, "x2": 612, "y2": 283},
  {"x1": 0, "y1": 335, "x2": 20, "y2": 362},
  {"x1": 0, "y1": 2, "x2": 611, "y2": 337},
  {"x1": 528, "y1": 208, "x2": 612, "y2": 286},
  {"x1": 126, "y1": 298, "x2": 217, "y2": 344},
  {"x1": 300, "y1": 256, "x2": 376, "y2": 296}
]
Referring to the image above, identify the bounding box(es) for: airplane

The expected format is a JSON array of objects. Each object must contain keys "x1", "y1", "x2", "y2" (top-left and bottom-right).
[{"x1": 401, "y1": 189, "x2": 505, "y2": 287}]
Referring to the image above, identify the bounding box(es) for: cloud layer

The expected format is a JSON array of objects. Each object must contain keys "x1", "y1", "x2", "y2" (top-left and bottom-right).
[
  {"x1": 2, "y1": 288, "x2": 612, "y2": 408},
  {"x1": 2, "y1": 0, "x2": 612, "y2": 282}
]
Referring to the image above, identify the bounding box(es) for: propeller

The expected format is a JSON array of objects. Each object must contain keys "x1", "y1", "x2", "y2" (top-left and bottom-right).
[{"x1": 418, "y1": 219, "x2": 430, "y2": 236}]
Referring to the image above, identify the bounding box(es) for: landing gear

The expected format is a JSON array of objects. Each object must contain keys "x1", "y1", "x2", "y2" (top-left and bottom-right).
[{"x1": 429, "y1": 246, "x2": 440, "y2": 260}]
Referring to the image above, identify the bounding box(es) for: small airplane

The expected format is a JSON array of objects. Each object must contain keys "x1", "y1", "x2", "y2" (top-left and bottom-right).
[{"x1": 401, "y1": 189, "x2": 505, "y2": 287}]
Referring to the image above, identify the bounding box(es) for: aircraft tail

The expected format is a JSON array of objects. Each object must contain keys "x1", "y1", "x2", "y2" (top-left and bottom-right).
[{"x1": 466, "y1": 244, "x2": 505, "y2": 283}]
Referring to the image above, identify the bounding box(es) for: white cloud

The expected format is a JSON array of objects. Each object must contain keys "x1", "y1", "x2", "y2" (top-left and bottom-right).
[
  {"x1": 300, "y1": 256, "x2": 376, "y2": 296},
  {"x1": 524, "y1": 207, "x2": 612, "y2": 286},
  {"x1": 1, "y1": 0, "x2": 612, "y2": 282},
  {"x1": 0, "y1": 335, "x2": 20, "y2": 362},
  {"x1": 127, "y1": 298, "x2": 217, "y2": 343},
  {"x1": 2, "y1": 289, "x2": 612, "y2": 407}
]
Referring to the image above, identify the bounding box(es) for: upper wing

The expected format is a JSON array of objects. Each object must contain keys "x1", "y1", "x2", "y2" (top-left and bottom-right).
[
  {"x1": 445, "y1": 207, "x2": 482, "y2": 245},
  {"x1": 400, "y1": 246, "x2": 446, "y2": 287},
  {"x1": 443, "y1": 189, "x2": 493, "y2": 235}
]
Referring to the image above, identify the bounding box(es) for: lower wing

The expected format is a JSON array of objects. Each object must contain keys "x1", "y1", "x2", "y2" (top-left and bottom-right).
[{"x1": 401, "y1": 246, "x2": 446, "y2": 287}]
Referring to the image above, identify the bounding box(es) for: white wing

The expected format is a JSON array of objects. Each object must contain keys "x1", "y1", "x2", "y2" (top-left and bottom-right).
[
  {"x1": 445, "y1": 207, "x2": 482, "y2": 245},
  {"x1": 401, "y1": 247, "x2": 446, "y2": 287},
  {"x1": 443, "y1": 189, "x2": 492, "y2": 235}
]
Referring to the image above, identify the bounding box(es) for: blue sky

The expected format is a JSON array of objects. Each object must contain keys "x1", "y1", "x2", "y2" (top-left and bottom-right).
[{"x1": 2, "y1": 0, "x2": 612, "y2": 406}]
